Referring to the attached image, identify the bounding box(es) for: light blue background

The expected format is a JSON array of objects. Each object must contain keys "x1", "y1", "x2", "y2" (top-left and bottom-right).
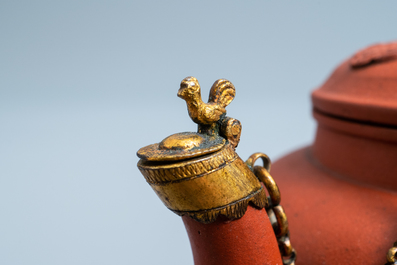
[{"x1": 1, "y1": 1, "x2": 396, "y2": 264}]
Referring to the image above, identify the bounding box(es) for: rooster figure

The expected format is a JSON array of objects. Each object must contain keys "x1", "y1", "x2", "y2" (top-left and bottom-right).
[{"x1": 178, "y1": 76, "x2": 242, "y2": 148}]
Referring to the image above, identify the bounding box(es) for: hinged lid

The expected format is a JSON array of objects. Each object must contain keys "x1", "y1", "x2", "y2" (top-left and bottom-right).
[
  {"x1": 137, "y1": 132, "x2": 225, "y2": 162},
  {"x1": 137, "y1": 76, "x2": 242, "y2": 162}
]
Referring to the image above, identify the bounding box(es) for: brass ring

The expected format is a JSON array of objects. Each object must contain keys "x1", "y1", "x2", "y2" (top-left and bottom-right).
[
  {"x1": 246, "y1": 152, "x2": 271, "y2": 172},
  {"x1": 283, "y1": 248, "x2": 297, "y2": 265},
  {"x1": 273, "y1": 205, "x2": 289, "y2": 238},
  {"x1": 387, "y1": 247, "x2": 397, "y2": 262},
  {"x1": 278, "y1": 234, "x2": 293, "y2": 256},
  {"x1": 254, "y1": 166, "x2": 281, "y2": 206}
]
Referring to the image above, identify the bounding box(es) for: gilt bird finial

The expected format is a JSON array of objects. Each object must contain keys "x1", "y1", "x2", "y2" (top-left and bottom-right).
[{"x1": 178, "y1": 76, "x2": 241, "y2": 148}]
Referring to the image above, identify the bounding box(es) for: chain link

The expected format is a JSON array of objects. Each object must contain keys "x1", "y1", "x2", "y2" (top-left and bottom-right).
[
  {"x1": 248, "y1": 153, "x2": 297, "y2": 265},
  {"x1": 385, "y1": 241, "x2": 397, "y2": 265}
]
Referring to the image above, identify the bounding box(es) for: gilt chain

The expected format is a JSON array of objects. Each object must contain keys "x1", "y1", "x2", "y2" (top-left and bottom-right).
[{"x1": 247, "y1": 153, "x2": 297, "y2": 265}]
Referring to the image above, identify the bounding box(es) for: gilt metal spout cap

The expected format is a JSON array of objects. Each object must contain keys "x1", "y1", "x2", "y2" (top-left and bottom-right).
[{"x1": 136, "y1": 77, "x2": 268, "y2": 223}]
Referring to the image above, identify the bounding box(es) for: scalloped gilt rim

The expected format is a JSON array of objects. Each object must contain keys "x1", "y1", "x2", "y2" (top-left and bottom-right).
[{"x1": 171, "y1": 188, "x2": 268, "y2": 224}]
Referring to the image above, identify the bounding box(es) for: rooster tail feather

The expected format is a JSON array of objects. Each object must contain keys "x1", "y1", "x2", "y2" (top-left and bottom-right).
[{"x1": 208, "y1": 79, "x2": 236, "y2": 108}]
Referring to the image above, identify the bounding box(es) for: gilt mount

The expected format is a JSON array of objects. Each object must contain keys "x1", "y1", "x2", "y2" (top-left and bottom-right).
[{"x1": 137, "y1": 77, "x2": 268, "y2": 223}]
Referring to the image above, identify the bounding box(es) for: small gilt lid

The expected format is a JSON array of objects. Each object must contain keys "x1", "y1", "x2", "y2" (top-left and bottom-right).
[
  {"x1": 137, "y1": 76, "x2": 242, "y2": 163},
  {"x1": 137, "y1": 132, "x2": 225, "y2": 162}
]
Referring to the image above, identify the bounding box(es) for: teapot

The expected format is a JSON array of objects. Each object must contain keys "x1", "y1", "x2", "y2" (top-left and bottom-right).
[{"x1": 136, "y1": 41, "x2": 397, "y2": 264}]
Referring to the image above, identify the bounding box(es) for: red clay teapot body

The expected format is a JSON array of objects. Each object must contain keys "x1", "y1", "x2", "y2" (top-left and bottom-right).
[{"x1": 272, "y1": 41, "x2": 397, "y2": 264}]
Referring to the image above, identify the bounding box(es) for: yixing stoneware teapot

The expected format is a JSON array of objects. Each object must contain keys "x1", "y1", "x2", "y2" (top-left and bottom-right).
[{"x1": 136, "y1": 41, "x2": 397, "y2": 265}]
